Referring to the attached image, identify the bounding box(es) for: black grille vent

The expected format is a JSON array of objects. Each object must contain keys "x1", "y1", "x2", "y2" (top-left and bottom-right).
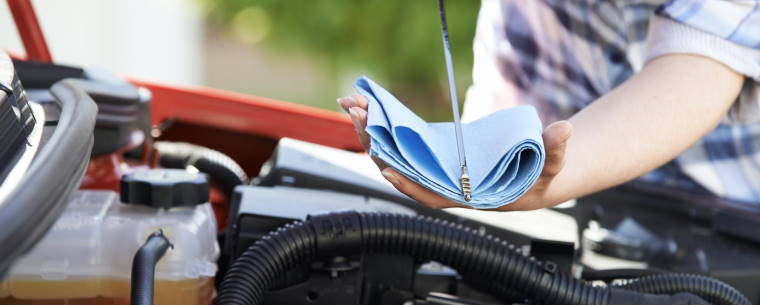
[{"x1": 0, "y1": 72, "x2": 37, "y2": 181}]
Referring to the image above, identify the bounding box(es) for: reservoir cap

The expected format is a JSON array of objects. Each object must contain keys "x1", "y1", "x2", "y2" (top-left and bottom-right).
[{"x1": 120, "y1": 169, "x2": 209, "y2": 208}]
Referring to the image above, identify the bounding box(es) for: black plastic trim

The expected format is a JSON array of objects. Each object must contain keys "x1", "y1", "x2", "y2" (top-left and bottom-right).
[
  {"x1": 12, "y1": 59, "x2": 85, "y2": 89},
  {"x1": 0, "y1": 79, "x2": 97, "y2": 275},
  {"x1": 0, "y1": 73, "x2": 35, "y2": 183}
]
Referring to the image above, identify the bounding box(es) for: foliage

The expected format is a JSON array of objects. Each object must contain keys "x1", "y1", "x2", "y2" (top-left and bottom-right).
[{"x1": 202, "y1": 0, "x2": 480, "y2": 120}]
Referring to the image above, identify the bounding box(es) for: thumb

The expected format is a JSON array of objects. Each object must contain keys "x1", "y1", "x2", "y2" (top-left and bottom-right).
[{"x1": 541, "y1": 121, "x2": 572, "y2": 177}]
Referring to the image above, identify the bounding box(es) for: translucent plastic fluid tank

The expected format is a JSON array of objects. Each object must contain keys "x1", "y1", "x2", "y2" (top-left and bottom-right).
[{"x1": 0, "y1": 190, "x2": 219, "y2": 305}]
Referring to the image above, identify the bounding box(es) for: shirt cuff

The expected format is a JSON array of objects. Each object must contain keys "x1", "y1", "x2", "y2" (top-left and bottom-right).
[{"x1": 645, "y1": 15, "x2": 760, "y2": 81}]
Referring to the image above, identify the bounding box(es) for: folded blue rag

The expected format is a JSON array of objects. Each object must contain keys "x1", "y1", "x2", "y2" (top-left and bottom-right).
[{"x1": 354, "y1": 76, "x2": 545, "y2": 209}]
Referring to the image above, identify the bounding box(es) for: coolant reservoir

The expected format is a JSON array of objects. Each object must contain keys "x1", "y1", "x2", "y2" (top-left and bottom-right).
[{"x1": 0, "y1": 169, "x2": 219, "y2": 305}]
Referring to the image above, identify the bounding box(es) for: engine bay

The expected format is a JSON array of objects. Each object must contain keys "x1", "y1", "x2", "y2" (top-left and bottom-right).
[{"x1": 0, "y1": 43, "x2": 759, "y2": 305}]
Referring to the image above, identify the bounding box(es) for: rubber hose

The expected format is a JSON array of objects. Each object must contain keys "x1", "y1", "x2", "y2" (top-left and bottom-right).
[
  {"x1": 155, "y1": 141, "x2": 248, "y2": 196},
  {"x1": 216, "y1": 212, "x2": 750, "y2": 305},
  {"x1": 131, "y1": 230, "x2": 173, "y2": 305},
  {"x1": 217, "y1": 221, "x2": 316, "y2": 305},
  {"x1": 582, "y1": 268, "x2": 665, "y2": 282},
  {"x1": 216, "y1": 212, "x2": 608, "y2": 305},
  {"x1": 613, "y1": 274, "x2": 751, "y2": 305}
]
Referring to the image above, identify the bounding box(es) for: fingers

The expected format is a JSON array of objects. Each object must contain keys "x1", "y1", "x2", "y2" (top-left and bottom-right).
[
  {"x1": 338, "y1": 95, "x2": 389, "y2": 174},
  {"x1": 370, "y1": 156, "x2": 389, "y2": 170},
  {"x1": 338, "y1": 94, "x2": 371, "y2": 151},
  {"x1": 348, "y1": 106, "x2": 371, "y2": 150},
  {"x1": 541, "y1": 120, "x2": 572, "y2": 178},
  {"x1": 337, "y1": 94, "x2": 369, "y2": 113},
  {"x1": 381, "y1": 167, "x2": 465, "y2": 209}
]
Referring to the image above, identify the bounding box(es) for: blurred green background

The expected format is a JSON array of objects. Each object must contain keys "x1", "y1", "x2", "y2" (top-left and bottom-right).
[{"x1": 201, "y1": 0, "x2": 480, "y2": 121}]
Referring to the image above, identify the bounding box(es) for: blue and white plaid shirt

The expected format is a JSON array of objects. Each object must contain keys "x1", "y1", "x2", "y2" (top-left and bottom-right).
[{"x1": 462, "y1": 0, "x2": 760, "y2": 204}]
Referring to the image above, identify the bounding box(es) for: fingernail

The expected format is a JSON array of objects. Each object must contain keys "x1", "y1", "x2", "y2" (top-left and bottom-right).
[
  {"x1": 348, "y1": 106, "x2": 360, "y2": 119},
  {"x1": 348, "y1": 107, "x2": 362, "y2": 130},
  {"x1": 337, "y1": 96, "x2": 354, "y2": 109},
  {"x1": 381, "y1": 168, "x2": 399, "y2": 185},
  {"x1": 355, "y1": 107, "x2": 367, "y2": 120}
]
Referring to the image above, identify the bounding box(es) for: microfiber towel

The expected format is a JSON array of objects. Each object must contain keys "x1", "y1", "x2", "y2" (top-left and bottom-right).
[{"x1": 354, "y1": 76, "x2": 545, "y2": 209}]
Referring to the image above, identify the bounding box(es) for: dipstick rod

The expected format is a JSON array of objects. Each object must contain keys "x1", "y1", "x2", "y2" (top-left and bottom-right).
[{"x1": 437, "y1": 0, "x2": 471, "y2": 202}]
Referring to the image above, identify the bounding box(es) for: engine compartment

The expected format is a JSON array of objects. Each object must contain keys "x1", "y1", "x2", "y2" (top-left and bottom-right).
[{"x1": 0, "y1": 52, "x2": 758, "y2": 305}]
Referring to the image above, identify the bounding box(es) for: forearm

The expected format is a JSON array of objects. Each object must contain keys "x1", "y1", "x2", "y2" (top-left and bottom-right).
[{"x1": 544, "y1": 54, "x2": 744, "y2": 204}]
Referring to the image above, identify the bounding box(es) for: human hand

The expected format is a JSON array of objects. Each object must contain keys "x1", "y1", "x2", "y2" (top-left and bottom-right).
[{"x1": 337, "y1": 94, "x2": 572, "y2": 211}]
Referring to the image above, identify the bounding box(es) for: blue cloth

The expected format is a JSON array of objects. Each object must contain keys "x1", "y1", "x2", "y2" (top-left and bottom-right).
[{"x1": 354, "y1": 76, "x2": 545, "y2": 209}]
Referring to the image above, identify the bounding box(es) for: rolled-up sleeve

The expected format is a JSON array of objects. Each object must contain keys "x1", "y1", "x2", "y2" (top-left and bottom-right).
[
  {"x1": 463, "y1": 0, "x2": 522, "y2": 123},
  {"x1": 645, "y1": 0, "x2": 760, "y2": 81}
]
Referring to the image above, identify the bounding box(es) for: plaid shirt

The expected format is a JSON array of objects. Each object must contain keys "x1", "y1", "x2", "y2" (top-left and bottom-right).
[{"x1": 462, "y1": 0, "x2": 760, "y2": 204}]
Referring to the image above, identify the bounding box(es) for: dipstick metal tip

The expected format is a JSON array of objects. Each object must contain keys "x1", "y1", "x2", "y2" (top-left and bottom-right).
[{"x1": 460, "y1": 167, "x2": 472, "y2": 202}]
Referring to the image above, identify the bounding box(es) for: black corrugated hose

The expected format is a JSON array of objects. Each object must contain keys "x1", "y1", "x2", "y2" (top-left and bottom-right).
[
  {"x1": 131, "y1": 230, "x2": 173, "y2": 305},
  {"x1": 582, "y1": 268, "x2": 665, "y2": 282},
  {"x1": 215, "y1": 212, "x2": 751, "y2": 305},
  {"x1": 613, "y1": 274, "x2": 750, "y2": 305},
  {"x1": 155, "y1": 141, "x2": 249, "y2": 196}
]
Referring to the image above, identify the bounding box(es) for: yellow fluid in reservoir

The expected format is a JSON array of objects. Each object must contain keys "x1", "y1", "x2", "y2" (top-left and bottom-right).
[{"x1": 0, "y1": 277, "x2": 214, "y2": 305}]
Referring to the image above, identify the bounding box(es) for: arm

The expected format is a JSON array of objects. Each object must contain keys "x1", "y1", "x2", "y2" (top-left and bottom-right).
[
  {"x1": 542, "y1": 53, "x2": 744, "y2": 207},
  {"x1": 338, "y1": 53, "x2": 744, "y2": 211}
]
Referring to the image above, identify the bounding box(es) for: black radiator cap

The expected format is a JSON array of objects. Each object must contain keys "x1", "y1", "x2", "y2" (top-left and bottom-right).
[{"x1": 121, "y1": 169, "x2": 209, "y2": 208}]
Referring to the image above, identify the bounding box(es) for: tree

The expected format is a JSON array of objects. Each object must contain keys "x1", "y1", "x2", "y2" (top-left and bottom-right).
[{"x1": 203, "y1": 0, "x2": 480, "y2": 120}]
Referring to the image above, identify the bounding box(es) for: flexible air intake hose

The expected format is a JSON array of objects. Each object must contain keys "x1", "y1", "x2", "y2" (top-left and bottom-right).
[
  {"x1": 131, "y1": 230, "x2": 173, "y2": 305},
  {"x1": 216, "y1": 212, "x2": 750, "y2": 305},
  {"x1": 155, "y1": 141, "x2": 248, "y2": 196}
]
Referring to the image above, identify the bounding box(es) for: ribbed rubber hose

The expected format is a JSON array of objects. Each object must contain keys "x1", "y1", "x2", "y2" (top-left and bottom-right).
[
  {"x1": 131, "y1": 230, "x2": 172, "y2": 305},
  {"x1": 155, "y1": 141, "x2": 248, "y2": 196},
  {"x1": 613, "y1": 274, "x2": 751, "y2": 305},
  {"x1": 582, "y1": 268, "x2": 665, "y2": 282},
  {"x1": 216, "y1": 212, "x2": 607, "y2": 305},
  {"x1": 216, "y1": 212, "x2": 750, "y2": 305}
]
